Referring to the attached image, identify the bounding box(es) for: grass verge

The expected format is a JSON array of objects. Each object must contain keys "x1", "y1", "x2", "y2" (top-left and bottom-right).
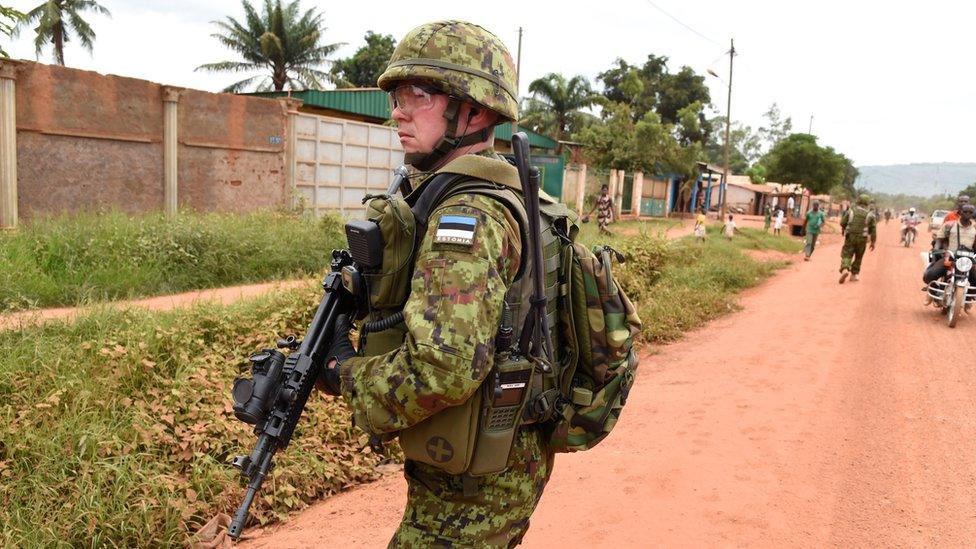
[
  {"x1": 0, "y1": 285, "x2": 381, "y2": 548},
  {"x1": 0, "y1": 218, "x2": 801, "y2": 547},
  {"x1": 0, "y1": 211, "x2": 344, "y2": 313}
]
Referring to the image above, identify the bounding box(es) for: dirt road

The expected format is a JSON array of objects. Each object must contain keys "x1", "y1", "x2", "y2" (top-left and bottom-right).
[
  {"x1": 241, "y1": 220, "x2": 976, "y2": 547},
  {"x1": 0, "y1": 279, "x2": 312, "y2": 332}
]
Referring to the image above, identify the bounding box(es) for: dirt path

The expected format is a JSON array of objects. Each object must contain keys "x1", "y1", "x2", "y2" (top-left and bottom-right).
[
  {"x1": 239, "y1": 221, "x2": 976, "y2": 547},
  {"x1": 0, "y1": 279, "x2": 313, "y2": 332}
]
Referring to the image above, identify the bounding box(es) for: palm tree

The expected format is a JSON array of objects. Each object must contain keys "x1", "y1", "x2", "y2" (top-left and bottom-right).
[
  {"x1": 16, "y1": 0, "x2": 110, "y2": 66},
  {"x1": 1, "y1": 6, "x2": 25, "y2": 58},
  {"x1": 522, "y1": 73, "x2": 602, "y2": 155},
  {"x1": 197, "y1": 0, "x2": 343, "y2": 92}
]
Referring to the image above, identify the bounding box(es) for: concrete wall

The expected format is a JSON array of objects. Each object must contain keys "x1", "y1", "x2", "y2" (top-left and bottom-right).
[
  {"x1": 7, "y1": 60, "x2": 289, "y2": 221},
  {"x1": 178, "y1": 89, "x2": 287, "y2": 212},
  {"x1": 725, "y1": 185, "x2": 757, "y2": 212},
  {"x1": 16, "y1": 62, "x2": 165, "y2": 217}
]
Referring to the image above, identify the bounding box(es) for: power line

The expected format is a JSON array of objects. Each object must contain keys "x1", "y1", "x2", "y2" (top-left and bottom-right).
[{"x1": 641, "y1": 0, "x2": 724, "y2": 48}]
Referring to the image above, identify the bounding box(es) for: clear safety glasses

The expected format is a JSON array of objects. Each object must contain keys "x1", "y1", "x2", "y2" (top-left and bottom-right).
[{"x1": 388, "y1": 84, "x2": 441, "y2": 116}]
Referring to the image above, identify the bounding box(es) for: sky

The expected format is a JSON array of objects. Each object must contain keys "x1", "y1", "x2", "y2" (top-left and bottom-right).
[{"x1": 5, "y1": 0, "x2": 976, "y2": 167}]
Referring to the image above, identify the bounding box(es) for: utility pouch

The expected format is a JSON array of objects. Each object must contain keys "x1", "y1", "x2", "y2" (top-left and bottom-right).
[
  {"x1": 398, "y1": 390, "x2": 482, "y2": 476},
  {"x1": 467, "y1": 354, "x2": 536, "y2": 476},
  {"x1": 359, "y1": 194, "x2": 417, "y2": 310}
]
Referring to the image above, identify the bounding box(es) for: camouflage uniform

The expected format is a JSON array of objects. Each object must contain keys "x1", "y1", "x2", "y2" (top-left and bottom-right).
[
  {"x1": 338, "y1": 21, "x2": 551, "y2": 548},
  {"x1": 839, "y1": 195, "x2": 877, "y2": 279},
  {"x1": 338, "y1": 156, "x2": 552, "y2": 547}
]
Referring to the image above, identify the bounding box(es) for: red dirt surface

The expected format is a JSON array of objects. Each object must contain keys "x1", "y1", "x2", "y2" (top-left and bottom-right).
[{"x1": 238, "y1": 221, "x2": 976, "y2": 547}]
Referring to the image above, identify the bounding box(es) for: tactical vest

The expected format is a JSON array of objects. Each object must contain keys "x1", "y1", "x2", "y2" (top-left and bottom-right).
[
  {"x1": 845, "y1": 206, "x2": 874, "y2": 239},
  {"x1": 355, "y1": 154, "x2": 567, "y2": 477}
]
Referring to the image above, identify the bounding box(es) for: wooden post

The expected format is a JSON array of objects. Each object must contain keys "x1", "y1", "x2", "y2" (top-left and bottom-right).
[
  {"x1": 162, "y1": 86, "x2": 181, "y2": 217},
  {"x1": 0, "y1": 61, "x2": 18, "y2": 229}
]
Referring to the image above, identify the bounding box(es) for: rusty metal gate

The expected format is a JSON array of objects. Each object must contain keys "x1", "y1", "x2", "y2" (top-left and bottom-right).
[{"x1": 292, "y1": 114, "x2": 405, "y2": 216}]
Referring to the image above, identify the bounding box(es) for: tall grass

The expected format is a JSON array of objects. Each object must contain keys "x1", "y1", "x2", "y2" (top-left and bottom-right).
[
  {"x1": 0, "y1": 211, "x2": 344, "y2": 312},
  {"x1": 0, "y1": 286, "x2": 381, "y2": 547}
]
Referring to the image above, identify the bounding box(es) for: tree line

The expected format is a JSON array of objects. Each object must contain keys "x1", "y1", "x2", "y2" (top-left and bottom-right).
[
  {"x1": 2, "y1": 0, "x2": 861, "y2": 197},
  {"x1": 520, "y1": 60, "x2": 860, "y2": 197}
]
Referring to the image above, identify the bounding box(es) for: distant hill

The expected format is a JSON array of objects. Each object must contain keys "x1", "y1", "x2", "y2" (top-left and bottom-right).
[{"x1": 856, "y1": 163, "x2": 976, "y2": 197}]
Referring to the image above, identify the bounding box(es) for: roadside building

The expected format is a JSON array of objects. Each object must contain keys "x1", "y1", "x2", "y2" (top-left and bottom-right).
[{"x1": 725, "y1": 175, "x2": 776, "y2": 215}]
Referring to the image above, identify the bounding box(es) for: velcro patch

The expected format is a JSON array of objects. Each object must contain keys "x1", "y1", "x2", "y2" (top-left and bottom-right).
[{"x1": 434, "y1": 214, "x2": 477, "y2": 246}]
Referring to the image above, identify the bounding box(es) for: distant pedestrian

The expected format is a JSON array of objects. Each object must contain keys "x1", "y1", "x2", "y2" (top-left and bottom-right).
[
  {"x1": 584, "y1": 184, "x2": 614, "y2": 235},
  {"x1": 787, "y1": 195, "x2": 796, "y2": 217},
  {"x1": 773, "y1": 208, "x2": 784, "y2": 235},
  {"x1": 763, "y1": 204, "x2": 772, "y2": 232},
  {"x1": 723, "y1": 214, "x2": 737, "y2": 240},
  {"x1": 694, "y1": 207, "x2": 707, "y2": 241},
  {"x1": 803, "y1": 202, "x2": 826, "y2": 261}
]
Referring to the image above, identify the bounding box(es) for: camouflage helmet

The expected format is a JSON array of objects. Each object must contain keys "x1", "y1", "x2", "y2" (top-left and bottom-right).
[
  {"x1": 856, "y1": 193, "x2": 871, "y2": 205},
  {"x1": 378, "y1": 20, "x2": 518, "y2": 122}
]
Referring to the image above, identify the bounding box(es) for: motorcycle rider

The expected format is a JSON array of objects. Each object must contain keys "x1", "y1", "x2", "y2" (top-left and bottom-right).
[
  {"x1": 923, "y1": 204, "x2": 976, "y2": 299},
  {"x1": 943, "y1": 195, "x2": 971, "y2": 224},
  {"x1": 901, "y1": 207, "x2": 921, "y2": 244}
]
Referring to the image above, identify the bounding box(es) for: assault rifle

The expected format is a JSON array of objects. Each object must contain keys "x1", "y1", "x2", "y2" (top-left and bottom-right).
[
  {"x1": 225, "y1": 168, "x2": 409, "y2": 540},
  {"x1": 226, "y1": 250, "x2": 354, "y2": 540}
]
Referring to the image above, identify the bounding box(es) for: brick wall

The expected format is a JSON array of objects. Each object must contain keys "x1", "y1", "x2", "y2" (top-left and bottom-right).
[{"x1": 10, "y1": 60, "x2": 289, "y2": 219}]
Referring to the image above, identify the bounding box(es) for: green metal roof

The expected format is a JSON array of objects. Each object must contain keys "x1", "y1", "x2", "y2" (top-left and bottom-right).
[
  {"x1": 247, "y1": 88, "x2": 558, "y2": 151},
  {"x1": 492, "y1": 122, "x2": 558, "y2": 150}
]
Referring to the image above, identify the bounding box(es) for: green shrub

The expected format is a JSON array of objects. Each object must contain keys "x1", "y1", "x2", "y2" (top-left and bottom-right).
[
  {"x1": 621, "y1": 230, "x2": 795, "y2": 342},
  {"x1": 0, "y1": 211, "x2": 345, "y2": 312}
]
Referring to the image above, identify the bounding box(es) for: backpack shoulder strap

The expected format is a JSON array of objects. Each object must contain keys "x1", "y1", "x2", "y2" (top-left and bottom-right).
[{"x1": 407, "y1": 171, "x2": 531, "y2": 281}]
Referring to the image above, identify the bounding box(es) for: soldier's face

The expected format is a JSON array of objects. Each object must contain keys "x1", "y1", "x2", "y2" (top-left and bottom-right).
[{"x1": 391, "y1": 83, "x2": 450, "y2": 154}]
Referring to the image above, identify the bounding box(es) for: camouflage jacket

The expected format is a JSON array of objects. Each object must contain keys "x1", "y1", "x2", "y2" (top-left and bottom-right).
[
  {"x1": 339, "y1": 155, "x2": 522, "y2": 435},
  {"x1": 841, "y1": 205, "x2": 877, "y2": 243}
]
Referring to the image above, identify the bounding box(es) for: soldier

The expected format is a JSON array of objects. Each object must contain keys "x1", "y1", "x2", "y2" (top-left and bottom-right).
[
  {"x1": 316, "y1": 21, "x2": 551, "y2": 547},
  {"x1": 838, "y1": 193, "x2": 877, "y2": 283}
]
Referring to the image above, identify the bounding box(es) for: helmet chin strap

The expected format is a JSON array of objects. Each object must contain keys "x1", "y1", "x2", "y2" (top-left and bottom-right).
[{"x1": 405, "y1": 97, "x2": 491, "y2": 172}]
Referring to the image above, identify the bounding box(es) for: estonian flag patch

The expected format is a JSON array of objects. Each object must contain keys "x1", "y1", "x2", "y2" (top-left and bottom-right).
[{"x1": 434, "y1": 214, "x2": 477, "y2": 246}]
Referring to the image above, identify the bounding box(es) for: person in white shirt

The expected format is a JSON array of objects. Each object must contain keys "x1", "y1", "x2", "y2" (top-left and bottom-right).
[
  {"x1": 773, "y1": 208, "x2": 785, "y2": 235},
  {"x1": 723, "y1": 214, "x2": 736, "y2": 240}
]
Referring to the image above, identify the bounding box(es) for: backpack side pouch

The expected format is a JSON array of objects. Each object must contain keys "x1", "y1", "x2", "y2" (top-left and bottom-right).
[{"x1": 550, "y1": 243, "x2": 641, "y2": 453}]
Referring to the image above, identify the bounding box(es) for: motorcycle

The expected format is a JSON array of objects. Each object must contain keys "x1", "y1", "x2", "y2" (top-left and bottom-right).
[
  {"x1": 903, "y1": 219, "x2": 919, "y2": 247},
  {"x1": 925, "y1": 248, "x2": 976, "y2": 327}
]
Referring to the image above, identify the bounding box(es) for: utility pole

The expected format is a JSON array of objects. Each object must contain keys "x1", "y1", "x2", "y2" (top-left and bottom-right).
[
  {"x1": 511, "y1": 27, "x2": 523, "y2": 139},
  {"x1": 720, "y1": 38, "x2": 735, "y2": 219},
  {"x1": 808, "y1": 115, "x2": 813, "y2": 134}
]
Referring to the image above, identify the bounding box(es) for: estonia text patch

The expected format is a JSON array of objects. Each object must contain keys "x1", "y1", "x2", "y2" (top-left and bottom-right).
[{"x1": 434, "y1": 214, "x2": 477, "y2": 246}]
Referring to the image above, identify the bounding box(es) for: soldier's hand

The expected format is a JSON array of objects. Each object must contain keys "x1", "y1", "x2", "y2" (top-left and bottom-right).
[{"x1": 317, "y1": 314, "x2": 356, "y2": 396}]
